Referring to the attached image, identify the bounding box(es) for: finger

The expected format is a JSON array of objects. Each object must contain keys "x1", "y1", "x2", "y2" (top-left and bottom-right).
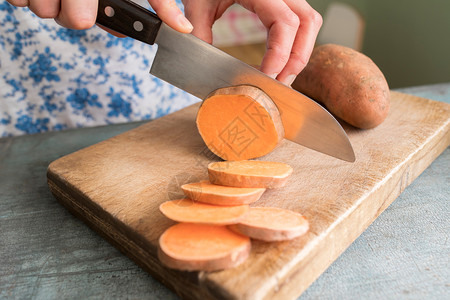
[
  {"x1": 149, "y1": 0, "x2": 193, "y2": 33},
  {"x1": 239, "y1": 0, "x2": 299, "y2": 79},
  {"x1": 276, "y1": 0, "x2": 322, "y2": 85},
  {"x1": 55, "y1": 0, "x2": 98, "y2": 30},
  {"x1": 28, "y1": 0, "x2": 60, "y2": 18},
  {"x1": 6, "y1": 0, "x2": 29, "y2": 7},
  {"x1": 183, "y1": 0, "x2": 232, "y2": 43}
]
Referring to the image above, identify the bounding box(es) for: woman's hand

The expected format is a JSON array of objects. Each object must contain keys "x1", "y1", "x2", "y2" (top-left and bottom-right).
[
  {"x1": 6, "y1": 0, "x2": 193, "y2": 33},
  {"x1": 182, "y1": 0, "x2": 322, "y2": 85},
  {"x1": 7, "y1": 0, "x2": 322, "y2": 85}
]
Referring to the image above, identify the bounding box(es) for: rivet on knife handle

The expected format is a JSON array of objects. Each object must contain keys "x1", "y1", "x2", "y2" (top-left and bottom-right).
[{"x1": 96, "y1": 0, "x2": 162, "y2": 45}]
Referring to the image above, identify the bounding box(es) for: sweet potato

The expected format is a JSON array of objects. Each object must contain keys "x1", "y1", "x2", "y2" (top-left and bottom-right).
[
  {"x1": 229, "y1": 207, "x2": 309, "y2": 241},
  {"x1": 181, "y1": 180, "x2": 265, "y2": 206},
  {"x1": 196, "y1": 85, "x2": 284, "y2": 161},
  {"x1": 158, "y1": 223, "x2": 251, "y2": 271},
  {"x1": 292, "y1": 43, "x2": 390, "y2": 129},
  {"x1": 208, "y1": 160, "x2": 293, "y2": 188},
  {"x1": 159, "y1": 198, "x2": 249, "y2": 225}
]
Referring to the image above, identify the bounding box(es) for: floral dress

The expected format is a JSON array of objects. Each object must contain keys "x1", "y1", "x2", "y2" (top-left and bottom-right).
[{"x1": 0, "y1": 0, "x2": 198, "y2": 137}]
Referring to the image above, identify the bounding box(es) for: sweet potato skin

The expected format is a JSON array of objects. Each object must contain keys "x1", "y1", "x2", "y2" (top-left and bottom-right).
[
  {"x1": 292, "y1": 44, "x2": 390, "y2": 129},
  {"x1": 228, "y1": 207, "x2": 309, "y2": 241}
]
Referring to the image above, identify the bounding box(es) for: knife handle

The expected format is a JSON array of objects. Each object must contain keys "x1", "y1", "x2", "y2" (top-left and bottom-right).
[{"x1": 96, "y1": 0, "x2": 162, "y2": 45}]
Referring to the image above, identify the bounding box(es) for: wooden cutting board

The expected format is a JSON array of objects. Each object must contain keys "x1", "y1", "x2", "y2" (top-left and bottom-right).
[{"x1": 47, "y1": 91, "x2": 450, "y2": 300}]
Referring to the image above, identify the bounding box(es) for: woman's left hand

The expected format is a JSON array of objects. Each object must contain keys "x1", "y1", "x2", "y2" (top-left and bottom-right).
[{"x1": 182, "y1": 0, "x2": 322, "y2": 85}]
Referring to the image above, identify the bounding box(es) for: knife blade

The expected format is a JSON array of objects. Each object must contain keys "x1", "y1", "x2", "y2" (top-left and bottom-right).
[{"x1": 96, "y1": 0, "x2": 355, "y2": 162}]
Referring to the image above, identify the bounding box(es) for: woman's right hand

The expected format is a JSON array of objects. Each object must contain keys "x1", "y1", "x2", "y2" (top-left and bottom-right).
[{"x1": 6, "y1": 0, "x2": 193, "y2": 33}]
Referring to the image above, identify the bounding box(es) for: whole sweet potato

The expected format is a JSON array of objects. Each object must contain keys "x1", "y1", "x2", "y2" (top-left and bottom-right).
[{"x1": 292, "y1": 44, "x2": 390, "y2": 129}]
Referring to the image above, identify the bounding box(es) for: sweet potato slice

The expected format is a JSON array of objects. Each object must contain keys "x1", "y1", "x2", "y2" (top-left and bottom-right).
[
  {"x1": 158, "y1": 223, "x2": 251, "y2": 271},
  {"x1": 229, "y1": 207, "x2": 309, "y2": 241},
  {"x1": 181, "y1": 180, "x2": 266, "y2": 206},
  {"x1": 196, "y1": 85, "x2": 284, "y2": 161},
  {"x1": 159, "y1": 198, "x2": 249, "y2": 225},
  {"x1": 208, "y1": 160, "x2": 293, "y2": 188}
]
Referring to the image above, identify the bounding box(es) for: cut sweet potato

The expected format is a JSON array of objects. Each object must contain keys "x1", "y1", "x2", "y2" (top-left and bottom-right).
[
  {"x1": 229, "y1": 207, "x2": 309, "y2": 241},
  {"x1": 159, "y1": 198, "x2": 249, "y2": 225},
  {"x1": 292, "y1": 43, "x2": 390, "y2": 129},
  {"x1": 158, "y1": 223, "x2": 251, "y2": 271},
  {"x1": 196, "y1": 85, "x2": 284, "y2": 161},
  {"x1": 208, "y1": 160, "x2": 293, "y2": 188},
  {"x1": 181, "y1": 180, "x2": 266, "y2": 206}
]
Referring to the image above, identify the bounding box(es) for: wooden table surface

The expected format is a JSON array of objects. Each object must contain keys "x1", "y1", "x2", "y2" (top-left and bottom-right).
[{"x1": 1, "y1": 83, "x2": 449, "y2": 299}]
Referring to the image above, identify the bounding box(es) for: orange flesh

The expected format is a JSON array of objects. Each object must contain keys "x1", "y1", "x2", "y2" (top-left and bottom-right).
[
  {"x1": 196, "y1": 86, "x2": 284, "y2": 161},
  {"x1": 159, "y1": 198, "x2": 249, "y2": 225},
  {"x1": 208, "y1": 160, "x2": 293, "y2": 188},
  {"x1": 209, "y1": 160, "x2": 293, "y2": 178},
  {"x1": 159, "y1": 223, "x2": 250, "y2": 260},
  {"x1": 181, "y1": 180, "x2": 265, "y2": 205},
  {"x1": 182, "y1": 180, "x2": 265, "y2": 195}
]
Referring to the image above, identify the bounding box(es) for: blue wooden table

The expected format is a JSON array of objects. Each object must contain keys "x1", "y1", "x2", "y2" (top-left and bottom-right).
[{"x1": 1, "y1": 83, "x2": 449, "y2": 299}]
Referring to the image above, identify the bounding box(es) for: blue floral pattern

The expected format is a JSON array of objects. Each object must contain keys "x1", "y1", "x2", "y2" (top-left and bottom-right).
[{"x1": 0, "y1": 0, "x2": 198, "y2": 137}]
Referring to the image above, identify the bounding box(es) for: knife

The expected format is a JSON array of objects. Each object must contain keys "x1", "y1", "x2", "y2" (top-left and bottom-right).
[{"x1": 96, "y1": 0, "x2": 355, "y2": 162}]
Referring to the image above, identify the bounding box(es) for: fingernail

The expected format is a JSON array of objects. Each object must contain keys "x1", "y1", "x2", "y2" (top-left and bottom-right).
[
  {"x1": 285, "y1": 74, "x2": 297, "y2": 86},
  {"x1": 269, "y1": 73, "x2": 278, "y2": 79},
  {"x1": 178, "y1": 14, "x2": 193, "y2": 32}
]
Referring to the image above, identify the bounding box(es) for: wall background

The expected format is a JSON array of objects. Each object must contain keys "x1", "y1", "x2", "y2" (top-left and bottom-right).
[
  {"x1": 310, "y1": 0, "x2": 450, "y2": 88},
  {"x1": 213, "y1": 1, "x2": 450, "y2": 89}
]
